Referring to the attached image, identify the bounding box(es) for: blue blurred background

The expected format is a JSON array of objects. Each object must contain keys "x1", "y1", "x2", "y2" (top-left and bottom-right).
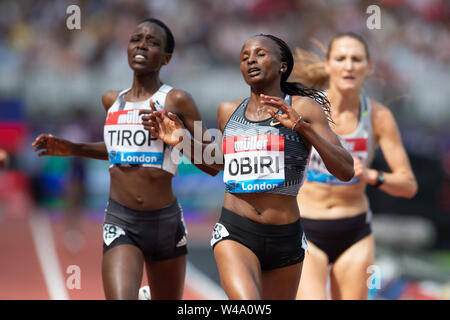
[{"x1": 0, "y1": 0, "x2": 449, "y2": 299}]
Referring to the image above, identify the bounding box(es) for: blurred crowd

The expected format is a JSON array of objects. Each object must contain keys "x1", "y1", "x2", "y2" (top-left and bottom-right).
[{"x1": 1, "y1": 0, "x2": 449, "y2": 125}]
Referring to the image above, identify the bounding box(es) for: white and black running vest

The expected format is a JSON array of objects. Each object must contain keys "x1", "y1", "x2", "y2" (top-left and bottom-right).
[
  {"x1": 103, "y1": 84, "x2": 179, "y2": 175},
  {"x1": 222, "y1": 95, "x2": 310, "y2": 196},
  {"x1": 307, "y1": 95, "x2": 375, "y2": 185}
]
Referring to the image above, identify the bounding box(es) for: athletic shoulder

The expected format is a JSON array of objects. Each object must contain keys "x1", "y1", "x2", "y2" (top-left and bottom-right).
[
  {"x1": 369, "y1": 98, "x2": 392, "y2": 119},
  {"x1": 218, "y1": 99, "x2": 243, "y2": 114},
  {"x1": 369, "y1": 98, "x2": 398, "y2": 140},
  {"x1": 165, "y1": 88, "x2": 202, "y2": 124},
  {"x1": 166, "y1": 88, "x2": 195, "y2": 109},
  {"x1": 292, "y1": 95, "x2": 326, "y2": 122},
  {"x1": 217, "y1": 99, "x2": 244, "y2": 132},
  {"x1": 102, "y1": 90, "x2": 120, "y2": 112}
]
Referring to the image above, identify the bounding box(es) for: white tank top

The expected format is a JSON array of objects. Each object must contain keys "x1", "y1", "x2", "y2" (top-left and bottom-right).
[
  {"x1": 307, "y1": 95, "x2": 375, "y2": 185},
  {"x1": 103, "y1": 84, "x2": 179, "y2": 175}
]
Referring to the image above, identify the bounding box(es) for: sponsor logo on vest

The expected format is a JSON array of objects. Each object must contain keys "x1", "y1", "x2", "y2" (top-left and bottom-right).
[
  {"x1": 270, "y1": 119, "x2": 281, "y2": 126},
  {"x1": 341, "y1": 138, "x2": 367, "y2": 152},
  {"x1": 117, "y1": 110, "x2": 143, "y2": 124},
  {"x1": 341, "y1": 140, "x2": 355, "y2": 150},
  {"x1": 223, "y1": 134, "x2": 284, "y2": 154},
  {"x1": 234, "y1": 136, "x2": 268, "y2": 152}
]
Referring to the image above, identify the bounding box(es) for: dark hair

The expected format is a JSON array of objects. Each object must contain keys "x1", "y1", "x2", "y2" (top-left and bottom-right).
[
  {"x1": 257, "y1": 34, "x2": 332, "y2": 123},
  {"x1": 139, "y1": 18, "x2": 175, "y2": 54},
  {"x1": 327, "y1": 32, "x2": 370, "y2": 61}
]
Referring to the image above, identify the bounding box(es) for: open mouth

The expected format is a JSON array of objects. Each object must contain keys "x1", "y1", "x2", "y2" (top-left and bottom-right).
[
  {"x1": 133, "y1": 54, "x2": 147, "y2": 62},
  {"x1": 343, "y1": 75, "x2": 355, "y2": 80},
  {"x1": 247, "y1": 67, "x2": 261, "y2": 76}
]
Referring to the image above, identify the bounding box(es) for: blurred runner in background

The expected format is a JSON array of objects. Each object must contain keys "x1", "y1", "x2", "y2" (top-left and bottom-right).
[{"x1": 293, "y1": 32, "x2": 418, "y2": 300}]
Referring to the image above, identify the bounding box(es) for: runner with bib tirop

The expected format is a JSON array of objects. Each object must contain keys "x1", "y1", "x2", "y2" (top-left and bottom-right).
[
  {"x1": 32, "y1": 18, "x2": 216, "y2": 300},
  {"x1": 142, "y1": 34, "x2": 355, "y2": 299}
]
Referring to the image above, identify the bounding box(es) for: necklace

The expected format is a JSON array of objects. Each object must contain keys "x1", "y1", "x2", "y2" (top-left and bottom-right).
[{"x1": 256, "y1": 105, "x2": 267, "y2": 118}]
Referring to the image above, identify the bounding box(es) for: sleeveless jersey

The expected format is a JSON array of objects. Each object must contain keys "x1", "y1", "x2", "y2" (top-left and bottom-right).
[
  {"x1": 103, "y1": 84, "x2": 179, "y2": 175},
  {"x1": 222, "y1": 95, "x2": 310, "y2": 196},
  {"x1": 307, "y1": 95, "x2": 375, "y2": 185}
]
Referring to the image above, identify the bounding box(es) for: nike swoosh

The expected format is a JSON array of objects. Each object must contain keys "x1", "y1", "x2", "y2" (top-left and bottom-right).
[{"x1": 270, "y1": 120, "x2": 281, "y2": 126}]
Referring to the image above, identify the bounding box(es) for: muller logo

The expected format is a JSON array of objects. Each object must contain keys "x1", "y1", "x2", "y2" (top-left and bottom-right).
[
  {"x1": 224, "y1": 134, "x2": 284, "y2": 154},
  {"x1": 341, "y1": 138, "x2": 367, "y2": 152},
  {"x1": 234, "y1": 136, "x2": 268, "y2": 152},
  {"x1": 106, "y1": 109, "x2": 145, "y2": 125},
  {"x1": 117, "y1": 110, "x2": 143, "y2": 124}
]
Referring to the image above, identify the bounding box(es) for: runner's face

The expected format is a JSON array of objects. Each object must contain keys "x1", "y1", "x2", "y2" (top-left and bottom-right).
[
  {"x1": 326, "y1": 37, "x2": 370, "y2": 93},
  {"x1": 240, "y1": 37, "x2": 286, "y2": 87},
  {"x1": 127, "y1": 22, "x2": 171, "y2": 73}
]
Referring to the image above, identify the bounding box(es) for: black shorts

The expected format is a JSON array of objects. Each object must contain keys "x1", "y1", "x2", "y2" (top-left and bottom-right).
[
  {"x1": 300, "y1": 211, "x2": 372, "y2": 264},
  {"x1": 211, "y1": 208, "x2": 307, "y2": 270},
  {"x1": 103, "y1": 198, "x2": 188, "y2": 261}
]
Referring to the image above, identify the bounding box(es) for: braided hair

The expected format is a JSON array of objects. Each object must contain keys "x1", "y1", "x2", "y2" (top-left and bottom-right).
[{"x1": 257, "y1": 34, "x2": 333, "y2": 123}]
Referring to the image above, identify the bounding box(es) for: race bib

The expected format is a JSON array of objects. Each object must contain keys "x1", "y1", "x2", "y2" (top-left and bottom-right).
[
  {"x1": 103, "y1": 224, "x2": 126, "y2": 246},
  {"x1": 301, "y1": 232, "x2": 309, "y2": 253},
  {"x1": 341, "y1": 137, "x2": 368, "y2": 161},
  {"x1": 104, "y1": 109, "x2": 164, "y2": 165},
  {"x1": 223, "y1": 134, "x2": 285, "y2": 193},
  {"x1": 307, "y1": 137, "x2": 368, "y2": 185},
  {"x1": 210, "y1": 223, "x2": 230, "y2": 247}
]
